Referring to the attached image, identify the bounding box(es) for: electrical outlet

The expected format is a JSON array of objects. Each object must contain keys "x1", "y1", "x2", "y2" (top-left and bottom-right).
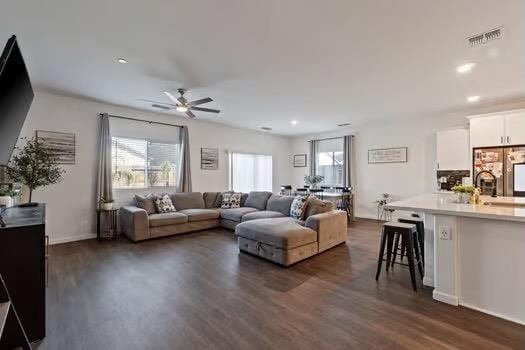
[{"x1": 439, "y1": 225, "x2": 452, "y2": 240}]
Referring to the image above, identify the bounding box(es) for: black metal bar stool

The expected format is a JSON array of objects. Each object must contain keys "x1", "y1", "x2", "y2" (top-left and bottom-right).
[
  {"x1": 396, "y1": 216, "x2": 425, "y2": 269},
  {"x1": 375, "y1": 221, "x2": 423, "y2": 291}
]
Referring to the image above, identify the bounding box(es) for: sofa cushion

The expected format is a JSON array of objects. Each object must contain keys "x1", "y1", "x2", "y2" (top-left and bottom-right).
[
  {"x1": 305, "y1": 198, "x2": 335, "y2": 218},
  {"x1": 134, "y1": 194, "x2": 157, "y2": 215},
  {"x1": 235, "y1": 217, "x2": 317, "y2": 249},
  {"x1": 203, "y1": 192, "x2": 221, "y2": 208},
  {"x1": 178, "y1": 209, "x2": 220, "y2": 222},
  {"x1": 149, "y1": 212, "x2": 188, "y2": 227},
  {"x1": 244, "y1": 191, "x2": 273, "y2": 210},
  {"x1": 220, "y1": 207, "x2": 258, "y2": 222},
  {"x1": 241, "y1": 210, "x2": 286, "y2": 222},
  {"x1": 266, "y1": 195, "x2": 295, "y2": 216},
  {"x1": 155, "y1": 194, "x2": 176, "y2": 213},
  {"x1": 170, "y1": 192, "x2": 205, "y2": 210}
]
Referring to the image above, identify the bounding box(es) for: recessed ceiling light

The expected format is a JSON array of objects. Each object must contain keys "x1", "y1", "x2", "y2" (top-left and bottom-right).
[
  {"x1": 116, "y1": 58, "x2": 128, "y2": 64},
  {"x1": 176, "y1": 105, "x2": 188, "y2": 112},
  {"x1": 290, "y1": 120, "x2": 298, "y2": 125},
  {"x1": 456, "y1": 62, "x2": 476, "y2": 74},
  {"x1": 467, "y1": 95, "x2": 481, "y2": 103}
]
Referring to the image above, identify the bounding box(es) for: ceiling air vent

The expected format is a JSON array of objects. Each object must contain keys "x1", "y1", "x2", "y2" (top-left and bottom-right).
[
  {"x1": 467, "y1": 26, "x2": 503, "y2": 47},
  {"x1": 338, "y1": 123, "x2": 351, "y2": 127},
  {"x1": 260, "y1": 126, "x2": 272, "y2": 131}
]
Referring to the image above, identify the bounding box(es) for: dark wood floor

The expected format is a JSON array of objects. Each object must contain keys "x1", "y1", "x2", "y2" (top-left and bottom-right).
[{"x1": 36, "y1": 219, "x2": 525, "y2": 350}]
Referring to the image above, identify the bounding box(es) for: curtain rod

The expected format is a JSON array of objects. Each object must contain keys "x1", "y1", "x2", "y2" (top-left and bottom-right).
[
  {"x1": 99, "y1": 113, "x2": 184, "y2": 128},
  {"x1": 308, "y1": 135, "x2": 353, "y2": 143}
]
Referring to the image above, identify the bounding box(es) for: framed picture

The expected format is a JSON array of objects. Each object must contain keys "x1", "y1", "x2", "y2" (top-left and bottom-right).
[
  {"x1": 201, "y1": 148, "x2": 219, "y2": 170},
  {"x1": 294, "y1": 154, "x2": 307, "y2": 167},
  {"x1": 368, "y1": 147, "x2": 408, "y2": 164},
  {"x1": 36, "y1": 130, "x2": 76, "y2": 164}
]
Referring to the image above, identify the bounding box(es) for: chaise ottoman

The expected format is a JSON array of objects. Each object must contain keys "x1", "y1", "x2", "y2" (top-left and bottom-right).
[{"x1": 235, "y1": 217, "x2": 318, "y2": 266}]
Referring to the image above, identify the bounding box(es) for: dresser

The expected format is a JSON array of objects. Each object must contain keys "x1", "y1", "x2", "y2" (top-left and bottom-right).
[{"x1": 0, "y1": 204, "x2": 46, "y2": 342}]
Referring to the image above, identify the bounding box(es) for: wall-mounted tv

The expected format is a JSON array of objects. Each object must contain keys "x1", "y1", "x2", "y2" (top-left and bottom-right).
[{"x1": 0, "y1": 35, "x2": 34, "y2": 166}]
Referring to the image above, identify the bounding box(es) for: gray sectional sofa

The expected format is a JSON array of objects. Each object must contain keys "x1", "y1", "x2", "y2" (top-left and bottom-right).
[{"x1": 120, "y1": 191, "x2": 347, "y2": 266}]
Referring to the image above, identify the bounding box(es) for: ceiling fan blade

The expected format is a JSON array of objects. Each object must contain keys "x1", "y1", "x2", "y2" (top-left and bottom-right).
[
  {"x1": 190, "y1": 106, "x2": 220, "y2": 114},
  {"x1": 163, "y1": 91, "x2": 182, "y2": 105},
  {"x1": 139, "y1": 99, "x2": 178, "y2": 107},
  {"x1": 185, "y1": 110, "x2": 197, "y2": 119},
  {"x1": 177, "y1": 96, "x2": 187, "y2": 105},
  {"x1": 151, "y1": 104, "x2": 173, "y2": 110},
  {"x1": 189, "y1": 97, "x2": 213, "y2": 106}
]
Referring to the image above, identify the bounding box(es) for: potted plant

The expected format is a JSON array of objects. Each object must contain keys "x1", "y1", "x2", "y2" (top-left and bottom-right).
[
  {"x1": 304, "y1": 174, "x2": 324, "y2": 189},
  {"x1": 6, "y1": 138, "x2": 64, "y2": 206},
  {"x1": 100, "y1": 197, "x2": 114, "y2": 211},
  {"x1": 451, "y1": 185, "x2": 474, "y2": 204}
]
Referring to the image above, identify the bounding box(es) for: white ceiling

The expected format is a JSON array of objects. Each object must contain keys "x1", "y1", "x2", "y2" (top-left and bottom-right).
[{"x1": 1, "y1": 0, "x2": 524, "y2": 135}]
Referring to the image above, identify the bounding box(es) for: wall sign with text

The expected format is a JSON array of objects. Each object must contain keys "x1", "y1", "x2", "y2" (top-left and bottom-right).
[{"x1": 368, "y1": 147, "x2": 408, "y2": 164}]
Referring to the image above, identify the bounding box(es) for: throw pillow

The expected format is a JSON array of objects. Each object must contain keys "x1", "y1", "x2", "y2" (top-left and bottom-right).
[
  {"x1": 154, "y1": 194, "x2": 176, "y2": 213},
  {"x1": 220, "y1": 192, "x2": 242, "y2": 209},
  {"x1": 290, "y1": 195, "x2": 310, "y2": 220},
  {"x1": 134, "y1": 194, "x2": 157, "y2": 215},
  {"x1": 304, "y1": 197, "x2": 335, "y2": 218}
]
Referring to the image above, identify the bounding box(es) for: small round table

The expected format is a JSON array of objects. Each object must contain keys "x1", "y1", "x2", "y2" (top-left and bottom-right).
[{"x1": 96, "y1": 208, "x2": 119, "y2": 240}]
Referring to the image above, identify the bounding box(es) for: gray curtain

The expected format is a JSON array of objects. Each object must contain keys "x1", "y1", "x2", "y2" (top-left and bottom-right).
[
  {"x1": 177, "y1": 126, "x2": 192, "y2": 192},
  {"x1": 309, "y1": 140, "x2": 318, "y2": 176},
  {"x1": 96, "y1": 113, "x2": 113, "y2": 208},
  {"x1": 343, "y1": 135, "x2": 355, "y2": 220}
]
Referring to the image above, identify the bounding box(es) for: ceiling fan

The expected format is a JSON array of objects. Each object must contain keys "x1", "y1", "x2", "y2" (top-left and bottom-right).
[{"x1": 146, "y1": 88, "x2": 220, "y2": 119}]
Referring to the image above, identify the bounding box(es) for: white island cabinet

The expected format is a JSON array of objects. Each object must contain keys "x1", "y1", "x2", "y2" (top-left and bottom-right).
[{"x1": 386, "y1": 193, "x2": 525, "y2": 325}]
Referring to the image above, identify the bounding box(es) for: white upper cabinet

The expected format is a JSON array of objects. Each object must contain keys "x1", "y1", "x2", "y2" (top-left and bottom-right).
[
  {"x1": 436, "y1": 129, "x2": 470, "y2": 170},
  {"x1": 469, "y1": 115, "x2": 505, "y2": 147},
  {"x1": 504, "y1": 111, "x2": 525, "y2": 146}
]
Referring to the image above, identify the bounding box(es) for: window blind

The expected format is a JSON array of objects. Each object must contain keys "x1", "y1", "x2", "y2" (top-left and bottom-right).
[{"x1": 231, "y1": 152, "x2": 272, "y2": 193}]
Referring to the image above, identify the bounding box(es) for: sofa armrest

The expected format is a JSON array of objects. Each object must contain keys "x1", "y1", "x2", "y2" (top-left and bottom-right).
[
  {"x1": 305, "y1": 210, "x2": 347, "y2": 252},
  {"x1": 120, "y1": 206, "x2": 150, "y2": 242}
]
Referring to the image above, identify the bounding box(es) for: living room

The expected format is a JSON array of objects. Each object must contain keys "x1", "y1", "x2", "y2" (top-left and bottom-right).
[{"x1": 1, "y1": 1, "x2": 525, "y2": 349}]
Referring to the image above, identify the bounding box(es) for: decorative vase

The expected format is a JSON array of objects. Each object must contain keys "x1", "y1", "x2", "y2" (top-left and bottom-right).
[
  {"x1": 456, "y1": 193, "x2": 470, "y2": 204},
  {"x1": 0, "y1": 196, "x2": 13, "y2": 208},
  {"x1": 102, "y1": 202, "x2": 113, "y2": 210}
]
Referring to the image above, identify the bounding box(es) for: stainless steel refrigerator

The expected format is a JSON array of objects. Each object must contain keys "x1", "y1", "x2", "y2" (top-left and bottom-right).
[{"x1": 473, "y1": 146, "x2": 525, "y2": 196}]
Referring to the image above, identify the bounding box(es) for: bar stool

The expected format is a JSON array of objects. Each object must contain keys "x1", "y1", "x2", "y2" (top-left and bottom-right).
[
  {"x1": 295, "y1": 188, "x2": 308, "y2": 196},
  {"x1": 280, "y1": 185, "x2": 292, "y2": 196},
  {"x1": 309, "y1": 188, "x2": 324, "y2": 199},
  {"x1": 396, "y1": 216, "x2": 425, "y2": 268},
  {"x1": 375, "y1": 221, "x2": 423, "y2": 291}
]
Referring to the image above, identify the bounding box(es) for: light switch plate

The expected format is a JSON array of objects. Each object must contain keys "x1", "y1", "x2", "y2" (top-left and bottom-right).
[{"x1": 439, "y1": 225, "x2": 452, "y2": 240}]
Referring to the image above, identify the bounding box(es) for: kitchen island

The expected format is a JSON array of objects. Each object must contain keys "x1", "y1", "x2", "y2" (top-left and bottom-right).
[{"x1": 385, "y1": 193, "x2": 525, "y2": 325}]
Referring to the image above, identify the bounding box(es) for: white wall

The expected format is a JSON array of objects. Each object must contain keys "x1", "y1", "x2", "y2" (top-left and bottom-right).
[{"x1": 18, "y1": 90, "x2": 292, "y2": 244}]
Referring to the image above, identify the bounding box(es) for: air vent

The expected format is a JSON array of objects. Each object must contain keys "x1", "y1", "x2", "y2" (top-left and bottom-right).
[
  {"x1": 260, "y1": 127, "x2": 272, "y2": 131},
  {"x1": 338, "y1": 123, "x2": 351, "y2": 127},
  {"x1": 467, "y1": 26, "x2": 503, "y2": 47}
]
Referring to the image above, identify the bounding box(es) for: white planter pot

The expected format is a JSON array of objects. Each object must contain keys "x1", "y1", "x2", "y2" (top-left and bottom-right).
[
  {"x1": 102, "y1": 202, "x2": 113, "y2": 210},
  {"x1": 0, "y1": 196, "x2": 13, "y2": 208},
  {"x1": 456, "y1": 193, "x2": 471, "y2": 204}
]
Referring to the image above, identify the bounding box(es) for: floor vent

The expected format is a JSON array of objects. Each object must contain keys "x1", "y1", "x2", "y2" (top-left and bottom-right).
[{"x1": 467, "y1": 26, "x2": 503, "y2": 47}]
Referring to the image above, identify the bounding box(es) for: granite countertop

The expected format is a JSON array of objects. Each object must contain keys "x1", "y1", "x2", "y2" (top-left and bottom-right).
[{"x1": 385, "y1": 194, "x2": 525, "y2": 223}]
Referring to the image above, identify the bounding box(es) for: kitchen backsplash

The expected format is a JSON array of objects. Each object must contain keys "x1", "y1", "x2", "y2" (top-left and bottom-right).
[{"x1": 437, "y1": 170, "x2": 470, "y2": 191}]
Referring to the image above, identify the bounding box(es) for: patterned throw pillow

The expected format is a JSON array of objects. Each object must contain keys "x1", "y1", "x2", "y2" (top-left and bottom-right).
[
  {"x1": 154, "y1": 194, "x2": 176, "y2": 213},
  {"x1": 290, "y1": 195, "x2": 310, "y2": 220},
  {"x1": 221, "y1": 192, "x2": 242, "y2": 209},
  {"x1": 134, "y1": 194, "x2": 157, "y2": 215}
]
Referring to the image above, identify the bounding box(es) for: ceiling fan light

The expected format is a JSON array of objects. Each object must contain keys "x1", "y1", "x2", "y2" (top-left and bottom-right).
[{"x1": 176, "y1": 105, "x2": 188, "y2": 113}]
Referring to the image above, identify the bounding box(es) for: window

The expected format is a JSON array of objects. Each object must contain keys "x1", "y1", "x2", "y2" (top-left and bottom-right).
[
  {"x1": 316, "y1": 138, "x2": 344, "y2": 186},
  {"x1": 112, "y1": 137, "x2": 178, "y2": 189},
  {"x1": 230, "y1": 152, "x2": 272, "y2": 193}
]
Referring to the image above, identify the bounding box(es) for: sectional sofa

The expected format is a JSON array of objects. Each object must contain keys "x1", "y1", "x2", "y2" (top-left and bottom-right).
[{"x1": 120, "y1": 191, "x2": 347, "y2": 266}]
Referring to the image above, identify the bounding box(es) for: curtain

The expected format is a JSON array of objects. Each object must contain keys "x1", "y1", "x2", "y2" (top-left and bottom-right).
[
  {"x1": 177, "y1": 126, "x2": 192, "y2": 192},
  {"x1": 343, "y1": 135, "x2": 355, "y2": 220},
  {"x1": 309, "y1": 140, "x2": 319, "y2": 176},
  {"x1": 96, "y1": 113, "x2": 113, "y2": 208}
]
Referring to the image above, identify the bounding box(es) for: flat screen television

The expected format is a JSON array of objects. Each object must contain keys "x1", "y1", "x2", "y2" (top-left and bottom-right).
[{"x1": 0, "y1": 35, "x2": 34, "y2": 166}]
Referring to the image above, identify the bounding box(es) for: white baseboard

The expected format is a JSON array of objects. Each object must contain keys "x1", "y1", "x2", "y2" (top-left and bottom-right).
[
  {"x1": 460, "y1": 302, "x2": 525, "y2": 326},
  {"x1": 50, "y1": 233, "x2": 97, "y2": 245},
  {"x1": 423, "y1": 276, "x2": 434, "y2": 287},
  {"x1": 433, "y1": 290, "x2": 459, "y2": 306}
]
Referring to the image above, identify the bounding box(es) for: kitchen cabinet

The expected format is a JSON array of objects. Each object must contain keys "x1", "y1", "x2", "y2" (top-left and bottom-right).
[
  {"x1": 469, "y1": 110, "x2": 525, "y2": 148},
  {"x1": 436, "y1": 128, "x2": 469, "y2": 170}
]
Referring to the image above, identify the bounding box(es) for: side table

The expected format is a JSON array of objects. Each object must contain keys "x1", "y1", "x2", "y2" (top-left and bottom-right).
[{"x1": 96, "y1": 208, "x2": 119, "y2": 241}]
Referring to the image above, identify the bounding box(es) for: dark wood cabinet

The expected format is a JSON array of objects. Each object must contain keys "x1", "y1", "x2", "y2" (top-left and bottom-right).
[{"x1": 0, "y1": 204, "x2": 46, "y2": 342}]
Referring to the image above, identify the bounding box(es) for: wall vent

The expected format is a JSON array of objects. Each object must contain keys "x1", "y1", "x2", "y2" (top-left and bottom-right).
[{"x1": 467, "y1": 26, "x2": 503, "y2": 47}]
